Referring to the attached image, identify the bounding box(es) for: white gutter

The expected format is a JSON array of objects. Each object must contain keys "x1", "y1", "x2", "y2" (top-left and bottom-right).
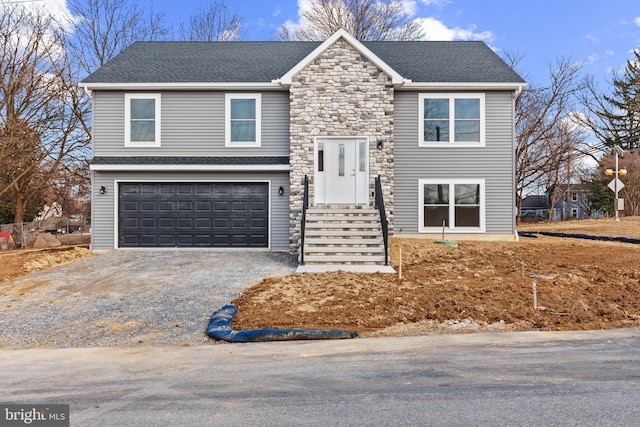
[
  {"x1": 79, "y1": 82, "x2": 285, "y2": 92},
  {"x1": 90, "y1": 164, "x2": 290, "y2": 172},
  {"x1": 399, "y1": 82, "x2": 527, "y2": 91}
]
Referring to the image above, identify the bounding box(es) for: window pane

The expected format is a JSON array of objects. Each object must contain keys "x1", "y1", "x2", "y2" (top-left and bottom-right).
[
  {"x1": 454, "y1": 99, "x2": 479, "y2": 119},
  {"x1": 424, "y1": 121, "x2": 449, "y2": 142},
  {"x1": 424, "y1": 99, "x2": 449, "y2": 119},
  {"x1": 455, "y1": 206, "x2": 479, "y2": 227},
  {"x1": 424, "y1": 184, "x2": 449, "y2": 204},
  {"x1": 454, "y1": 120, "x2": 479, "y2": 142},
  {"x1": 130, "y1": 121, "x2": 155, "y2": 142},
  {"x1": 231, "y1": 99, "x2": 256, "y2": 120},
  {"x1": 318, "y1": 141, "x2": 324, "y2": 172},
  {"x1": 130, "y1": 99, "x2": 155, "y2": 120},
  {"x1": 424, "y1": 206, "x2": 449, "y2": 227},
  {"x1": 230, "y1": 121, "x2": 256, "y2": 142},
  {"x1": 338, "y1": 144, "x2": 345, "y2": 177},
  {"x1": 455, "y1": 184, "x2": 479, "y2": 204},
  {"x1": 359, "y1": 142, "x2": 366, "y2": 172}
]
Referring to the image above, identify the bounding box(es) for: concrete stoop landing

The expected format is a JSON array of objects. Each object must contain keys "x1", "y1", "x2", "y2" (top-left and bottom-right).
[{"x1": 296, "y1": 205, "x2": 396, "y2": 274}]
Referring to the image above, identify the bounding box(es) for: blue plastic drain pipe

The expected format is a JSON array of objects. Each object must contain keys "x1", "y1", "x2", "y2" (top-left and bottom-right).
[{"x1": 206, "y1": 304, "x2": 359, "y2": 343}]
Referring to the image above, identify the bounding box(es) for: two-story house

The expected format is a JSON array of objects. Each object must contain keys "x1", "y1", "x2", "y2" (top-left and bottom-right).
[{"x1": 80, "y1": 29, "x2": 525, "y2": 271}]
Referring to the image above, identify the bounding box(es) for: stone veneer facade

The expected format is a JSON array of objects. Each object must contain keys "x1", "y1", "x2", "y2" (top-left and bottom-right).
[{"x1": 288, "y1": 38, "x2": 395, "y2": 252}]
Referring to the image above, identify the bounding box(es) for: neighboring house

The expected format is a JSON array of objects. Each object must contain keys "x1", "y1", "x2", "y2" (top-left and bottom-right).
[
  {"x1": 520, "y1": 195, "x2": 547, "y2": 222},
  {"x1": 80, "y1": 29, "x2": 525, "y2": 270},
  {"x1": 520, "y1": 184, "x2": 602, "y2": 222},
  {"x1": 548, "y1": 184, "x2": 601, "y2": 221}
]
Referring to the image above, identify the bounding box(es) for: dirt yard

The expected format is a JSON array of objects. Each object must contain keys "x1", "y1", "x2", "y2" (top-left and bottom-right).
[
  {"x1": 0, "y1": 244, "x2": 92, "y2": 283},
  {"x1": 1, "y1": 218, "x2": 640, "y2": 338},
  {"x1": 232, "y1": 218, "x2": 640, "y2": 336}
]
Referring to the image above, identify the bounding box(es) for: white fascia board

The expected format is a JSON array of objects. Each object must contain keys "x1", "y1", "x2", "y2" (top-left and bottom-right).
[
  {"x1": 90, "y1": 164, "x2": 290, "y2": 172},
  {"x1": 400, "y1": 82, "x2": 527, "y2": 92},
  {"x1": 78, "y1": 82, "x2": 284, "y2": 91},
  {"x1": 275, "y1": 29, "x2": 405, "y2": 87}
]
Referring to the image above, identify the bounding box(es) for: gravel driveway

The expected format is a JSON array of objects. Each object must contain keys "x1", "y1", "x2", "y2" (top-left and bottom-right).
[{"x1": 0, "y1": 251, "x2": 296, "y2": 349}]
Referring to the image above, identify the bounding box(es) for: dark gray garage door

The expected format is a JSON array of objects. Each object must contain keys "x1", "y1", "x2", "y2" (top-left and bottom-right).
[{"x1": 118, "y1": 182, "x2": 269, "y2": 248}]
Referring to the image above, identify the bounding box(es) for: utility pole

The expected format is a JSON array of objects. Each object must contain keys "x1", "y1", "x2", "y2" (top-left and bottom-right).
[{"x1": 605, "y1": 146, "x2": 627, "y2": 221}]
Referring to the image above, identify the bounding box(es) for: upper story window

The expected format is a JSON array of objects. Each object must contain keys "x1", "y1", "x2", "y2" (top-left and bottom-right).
[
  {"x1": 419, "y1": 93, "x2": 485, "y2": 147},
  {"x1": 125, "y1": 93, "x2": 161, "y2": 147},
  {"x1": 225, "y1": 93, "x2": 261, "y2": 147}
]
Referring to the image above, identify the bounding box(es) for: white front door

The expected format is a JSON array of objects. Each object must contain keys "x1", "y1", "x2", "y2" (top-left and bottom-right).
[
  {"x1": 325, "y1": 140, "x2": 356, "y2": 204},
  {"x1": 317, "y1": 138, "x2": 368, "y2": 205}
]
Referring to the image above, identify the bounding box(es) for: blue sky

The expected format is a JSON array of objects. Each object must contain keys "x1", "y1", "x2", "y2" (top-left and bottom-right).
[
  {"x1": 35, "y1": 0, "x2": 640, "y2": 88},
  {"x1": 151, "y1": 0, "x2": 640, "y2": 88}
]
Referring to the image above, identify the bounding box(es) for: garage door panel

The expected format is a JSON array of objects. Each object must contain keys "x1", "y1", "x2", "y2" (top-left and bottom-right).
[
  {"x1": 140, "y1": 218, "x2": 157, "y2": 228},
  {"x1": 250, "y1": 201, "x2": 267, "y2": 212},
  {"x1": 195, "y1": 218, "x2": 211, "y2": 228},
  {"x1": 177, "y1": 184, "x2": 194, "y2": 195},
  {"x1": 141, "y1": 184, "x2": 158, "y2": 195},
  {"x1": 214, "y1": 201, "x2": 230, "y2": 212},
  {"x1": 196, "y1": 201, "x2": 211, "y2": 212},
  {"x1": 121, "y1": 218, "x2": 139, "y2": 228},
  {"x1": 232, "y1": 201, "x2": 248, "y2": 212},
  {"x1": 159, "y1": 218, "x2": 175, "y2": 229},
  {"x1": 122, "y1": 184, "x2": 140, "y2": 195},
  {"x1": 232, "y1": 218, "x2": 248, "y2": 229},
  {"x1": 177, "y1": 201, "x2": 194, "y2": 211},
  {"x1": 251, "y1": 218, "x2": 266, "y2": 228},
  {"x1": 158, "y1": 235, "x2": 176, "y2": 246},
  {"x1": 176, "y1": 218, "x2": 194, "y2": 229},
  {"x1": 118, "y1": 182, "x2": 268, "y2": 248},
  {"x1": 140, "y1": 201, "x2": 157, "y2": 211},
  {"x1": 122, "y1": 201, "x2": 139, "y2": 212}
]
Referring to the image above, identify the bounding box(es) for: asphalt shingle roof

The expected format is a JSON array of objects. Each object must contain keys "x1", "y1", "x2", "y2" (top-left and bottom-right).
[{"x1": 82, "y1": 40, "x2": 525, "y2": 85}]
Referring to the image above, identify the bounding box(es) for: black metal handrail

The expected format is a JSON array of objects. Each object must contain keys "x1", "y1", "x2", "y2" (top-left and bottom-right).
[
  {"x1": 300, "y1": 175, "x2": 309, "y2": 265},
  {"x1": 374, "y1": 175, "x2": 389, "y2": 266}
]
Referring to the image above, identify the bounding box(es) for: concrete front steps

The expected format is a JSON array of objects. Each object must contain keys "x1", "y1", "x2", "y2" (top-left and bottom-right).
[{"x1": 295, "y1": 206, "x2": 395, "y2": 274}]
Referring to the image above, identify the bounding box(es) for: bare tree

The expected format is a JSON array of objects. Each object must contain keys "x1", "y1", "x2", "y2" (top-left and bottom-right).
[
  {"x1": 508, "y1": 56, "x2": 586, "y2": 219},
  {"x1": 0, "y1": 4, "x2": 90, "y2": 223},
  {"x1": 178, "y1": 0, "x2": 242, "y2": 41},
  {"x1": 577, "y1": 50, "x2": 640, "y2": 152},
  {"x1": 275, "y1": 0, "x2": 424, "y2": 41},
  {"x1": 67, "y1": 0, "x2": 168, "y2": 76}
]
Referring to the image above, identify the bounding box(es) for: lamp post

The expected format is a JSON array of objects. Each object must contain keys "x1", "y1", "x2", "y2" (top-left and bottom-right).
[{"x1": 605, "y1": 145, "x2": 627, "y2": 222}]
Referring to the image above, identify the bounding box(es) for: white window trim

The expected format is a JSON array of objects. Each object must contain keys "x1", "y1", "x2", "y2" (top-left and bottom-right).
[
  {"x1": 418, "y1": 179, "x2": 486, "y2": 233},
  {"x1": 225, "y1": 93, "x2": 261, "y2": 147},
  {"x1": 418, "y1": 93, "x2": 485, "y2": 147},
  {"x1": 124, "y1": 93, "x2": 161, "y2": 147}
]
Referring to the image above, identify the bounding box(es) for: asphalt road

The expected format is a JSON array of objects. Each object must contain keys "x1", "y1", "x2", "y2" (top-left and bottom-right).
[{"x1": 1, "y1": 328, "x2": 639, "y2": 426}]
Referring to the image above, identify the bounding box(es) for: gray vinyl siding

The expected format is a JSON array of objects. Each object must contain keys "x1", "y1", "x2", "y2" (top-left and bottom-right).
[
  {"x1": 92, "y1": 91, "x2": 290, "y2": 156},
  {"x1": 393, "y1": 91, "x2": 516, "y2": 234},
  {"x1": 91, "y1": 171, "x2": 290, "y2": 250}
]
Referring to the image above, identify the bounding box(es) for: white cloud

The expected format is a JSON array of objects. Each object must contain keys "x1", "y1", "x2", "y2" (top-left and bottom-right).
[
  {"x1": 419, "y1": 0, "x2": 451, "y2": 6},
  {"x1": 586, "y1": 32, "x2": 600, "y2": 43},
  {"x1": 281, "y1": 0, "x2": 313, "y2": 34},
  {"x1": 415, "y1": 16, "x2": 494, "y2": 42},
  {"x1": 399, "y1": 0, "x2": 418, "y2": 16},
  {"x1": 26, "y1": 0, "x2": 74, "y2": 26},
  {"x1": 634, "y1": 16, "x2": 640, "y2": 26},
  {"x1": 586, "y1": 53, "x2": 599, "y2": 65}
]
